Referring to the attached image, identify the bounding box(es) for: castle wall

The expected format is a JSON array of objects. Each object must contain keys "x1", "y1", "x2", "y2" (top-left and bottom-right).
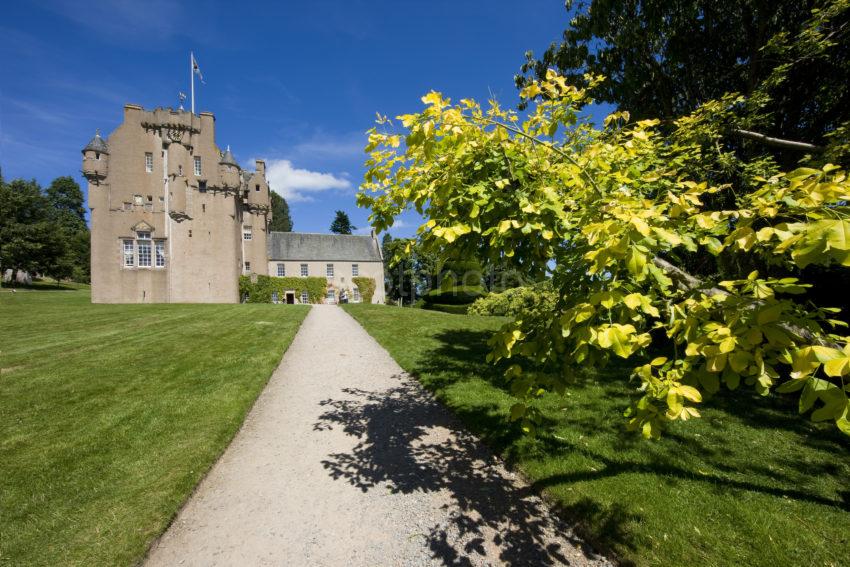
[{"x1": 87, "y1": 104, "x2": 268, "y2": 303}]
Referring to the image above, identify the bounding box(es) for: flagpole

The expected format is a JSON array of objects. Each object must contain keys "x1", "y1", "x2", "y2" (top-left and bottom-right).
[{"x1": 190, "y1": 52, "x2": 195, "y2": 114}]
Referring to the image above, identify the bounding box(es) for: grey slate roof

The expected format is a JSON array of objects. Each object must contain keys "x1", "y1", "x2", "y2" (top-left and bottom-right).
[
  {"x1": 82, "y1": 132, "x2": 109, "y2": 154},
  {"x1": 267, "y1": 232, "x2": 382, "y2": 262},
  {"x1": 219, "y1": 147, "x2": 239, "y2": 167}
]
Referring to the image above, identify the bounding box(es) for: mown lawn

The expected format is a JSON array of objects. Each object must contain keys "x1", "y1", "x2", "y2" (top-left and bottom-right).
[
  {"x1": 1, "y1": 289, "x2": 308, "y2": 566},
  {"x1": 343, "y1": 304, "x2": 850, "y2": 567}
]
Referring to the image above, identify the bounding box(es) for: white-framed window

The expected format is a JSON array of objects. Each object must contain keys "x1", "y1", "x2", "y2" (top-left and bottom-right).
[
  {"x1": 300, "y1": 264, "x2": 308, "y2": 277},
  {"x1": 353, "y1": 288, "x2": 361, "y2": 302},
  {"x1": 277, "y1": 263, "x2": 285, "y2": 277},
  {"x1": 271, "y1": 291, "x2": 279, "y2": 303},
  {"x1": 134, "y1": 194, "x2": 143, "y2": 206},
  {"x1": 155, "y1": 240, "x2": 166, "y2": 267},
  {"x1": 326, "y1": 263, "x2": 334, "y2": 277},
  {"x1": 300, "y1": 291, "x2": 309, "y2": 303},
  {"x1": 138, "y1": 242, "x2": 152, "y2": 267},
  {"x1": 326, "y1": 289, "x2": 335, "y2": 303},
  {"x1": 145, "y1": 152, "x2": 153, "y2": 173},
  {"x1": 123, "y1": 240, "x2": 135, "y2": 267},
  {"x1": 352, "y1": 263, "x2": 359, "y2": 276},
  {"x1": 243, "y1": 226, "x2": 253, "y2": 240},
  {"x1": 244, "y1": 261, "x2": 251, "y2": 273},
  {"x1": 194, "y1": 156, "x2": 202, "y2": 176}
]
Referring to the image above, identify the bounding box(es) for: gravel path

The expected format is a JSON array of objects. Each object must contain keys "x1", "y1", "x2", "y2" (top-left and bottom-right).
[{"x1": 145, "y1": 305, "x2": 611, "y2": 566}]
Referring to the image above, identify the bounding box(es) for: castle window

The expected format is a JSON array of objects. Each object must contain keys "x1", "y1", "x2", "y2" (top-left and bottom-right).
[
  {"x1": 137, "y1": 233, "x2": 152, "y2": 267},
  {"x1": 326, "y1": 264, "x2": 334, "y2": 277},
  {"x1": 95, "y1": 152, "x2": 100, "y2": 160},
  {"x1": 353, "y1": 288, "x2": 361, "y2": 302},
  {"x1": 145, "y1": 152, "x2": 153, "y2": 173},
  {"x1": 134, "y1": 195, "x2": 143, "y2": 206},
  {"x1": 243, "y1": 227, "x2": 253, "y2": 240},
  {"x1": 326, "y1": 289, "x2": 335, "y2": 303},
  {"x1": 300, "y1": 264, "x2": 308, "y2": 277},
  {"x1": 244, "y1": 261, "x2": 251, "y2": 273},
  {"x1": 178, "y1": 164, "x2": 183, "y2": 176},
  {"x1": 271, "y1": 291, "x2": 278, "y2": 303},
  {"x1": 123, "y1": 240, "x2": 135, "y2": 267},
  {"x1": 188, "y1": 229, "x2": 192, "y2": 237},
  {"x1": 352, "y1": 263, "x2": 359, "y2": 276},
  {"x1": 255, "y1": 184, "x2": 260, "y2": 192},
  {"x1": 194, "y1": 156, "x2": 202, "y2": 176},
  {"x1": 301, "y1": 291, "x2": 309, "y2": 303},
  {"x1": 277, "y1": 263, "x2": 285, "y2": 277},
  {"x1": 199, "y1": 181, "x2": 207, "y2": 193},
  {"x1": 155, "y1": 241, "x2": 166, "y2": 267},
  {"x1": 202, "y1": 204, "x2": 206, "y2": 213},
  {"x1": 123, "y1": 202, "x2": 132, "y2": 211}
]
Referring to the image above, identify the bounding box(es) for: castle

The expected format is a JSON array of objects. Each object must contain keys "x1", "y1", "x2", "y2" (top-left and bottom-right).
[{"x1": 83, "y1": 104, "x2": 385, "y2": 304}]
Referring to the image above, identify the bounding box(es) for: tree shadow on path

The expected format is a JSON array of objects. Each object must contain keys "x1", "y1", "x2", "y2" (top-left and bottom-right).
[{"x1": 315, "y1": 379, "x2": 610, "y2": 566}]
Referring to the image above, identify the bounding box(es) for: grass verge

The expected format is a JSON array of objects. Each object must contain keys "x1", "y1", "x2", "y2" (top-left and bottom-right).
[
  {"x1": 1, "y1": 290, "x2": 308, "y2": 566},
  {"x1": 343, "y1": 303, "x2": 850, "y2": 567}
]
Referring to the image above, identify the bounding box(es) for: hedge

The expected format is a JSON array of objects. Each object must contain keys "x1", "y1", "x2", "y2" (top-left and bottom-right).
[
  {"x1": 422, "y1": 285, "x2": 487, "y2": 305},
  {"x1": 239, "y1": 275, "x2": 327, "y2": 304},
  {"x1": 422, "y1": 303, "x2": 470, "y2": 315},
  {"x1": 351, "y1": 277, "x2": 376, "y2": 304}
]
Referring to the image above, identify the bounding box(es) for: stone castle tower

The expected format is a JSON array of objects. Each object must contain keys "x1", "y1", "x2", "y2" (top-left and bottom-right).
[{"x1": 83, "y1": 104, "x2": 271, "y2": 303}]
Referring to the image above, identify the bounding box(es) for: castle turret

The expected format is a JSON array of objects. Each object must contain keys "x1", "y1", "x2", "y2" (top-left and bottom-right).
[
  {"x1": 246, "y1": 159, "x2": 270, "y2": 207},
  {"x1": 82, "y1": 131, "x2": 109, "y2": 183},
  {"x1": 219, "y1": 146, "x2": 241, "y2": 189}
]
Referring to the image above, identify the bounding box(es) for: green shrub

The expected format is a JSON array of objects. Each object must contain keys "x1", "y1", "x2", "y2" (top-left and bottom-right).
[
  {"x1": 468, "y1": 282, "x2": 556, "y2": 317},
  {"x1": 239, "y1": 275, "x2": 327, "y2": 304},
  {"x1": 351, "y1": 276, "x2": 376, "y2": 304},
  {"x1": 422, "y1": 285, "x2": 486, "y2": 305},
  {"x1": 422, "y1": 302, "x2": 470, "y2": 315}
]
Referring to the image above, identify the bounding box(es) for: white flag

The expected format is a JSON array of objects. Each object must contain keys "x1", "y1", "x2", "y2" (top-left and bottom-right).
[{"x1": 192, "y1": 54, "x2": 205, "y2": 84}]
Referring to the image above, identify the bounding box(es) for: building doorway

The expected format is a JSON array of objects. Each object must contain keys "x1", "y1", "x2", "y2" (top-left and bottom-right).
[{"x1": 285, "y1": 291, "x2": 295, "y2": 304}]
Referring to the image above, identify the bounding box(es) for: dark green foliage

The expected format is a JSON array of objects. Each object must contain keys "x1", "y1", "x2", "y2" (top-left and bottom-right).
[
  {"x1": 381, "y1": 235, "x2": 438, "y2": 304},
  {"x1": 351, "y1": 276, "x2": 376, "y2": 303},
  {"x1": 516, "y1": 0, "x2": 847, "y2": 140},
  {"x1": 423, "y1": 286, "x2": 486, "y2": 305},
  {"x1": 269, "y1": 192, "x2": 293, "y2": 232},
  {"x1": 0, "y1": 178, "x2": 64, "y2": 282},
  {"x1": 421, "y1": 258, "x2": 486, "y2": 308},
  {"x1": 343, "y1": 304, "x2": 850, "y2": 567},
  {"x1": 329, "y1": 210, "x2": 356, "y2": 234},
  {"x1": 45, "y1": 176, "x2": 90, "y2": 282},
  {"x1": 0, "y1": 175, "x2": 91, "y2": 284},
  {"x1": 239, "y1": 275, "x2": 327, "y2": 303}
]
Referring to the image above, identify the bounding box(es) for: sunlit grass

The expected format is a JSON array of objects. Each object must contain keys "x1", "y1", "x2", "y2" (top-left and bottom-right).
[{"x1": 1, "y1": 290, "x2": 308, "y2": 566}]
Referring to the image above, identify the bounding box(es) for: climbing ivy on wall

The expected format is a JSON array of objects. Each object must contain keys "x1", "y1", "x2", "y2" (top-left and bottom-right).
[
  {"x1": 239, "y1": 275, "x2": 327, "y2": 304},
  {"x1": 351, "y1": 277, "x2": 376, "y2": 304}
]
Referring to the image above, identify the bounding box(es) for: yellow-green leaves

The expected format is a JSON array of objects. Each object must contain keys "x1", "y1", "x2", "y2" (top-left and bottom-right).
[{"x1": 360, "y1": 71, "x2": 850, "y2": 440}]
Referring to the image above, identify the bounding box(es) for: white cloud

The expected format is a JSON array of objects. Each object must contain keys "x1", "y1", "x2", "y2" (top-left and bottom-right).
[{"x1": 264, "y1": 159, "x2": 352, "y2": 202}]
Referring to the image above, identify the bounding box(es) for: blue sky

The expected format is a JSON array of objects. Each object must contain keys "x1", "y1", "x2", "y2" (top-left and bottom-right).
[{"x1": 1, "y1": 0, "x2": 580, "y2": 236}]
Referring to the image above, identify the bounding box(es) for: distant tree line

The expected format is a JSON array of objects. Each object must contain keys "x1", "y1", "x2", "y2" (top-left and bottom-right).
[{"x1": 0, "y1": 174, "x2": 90, "y2": 284}]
